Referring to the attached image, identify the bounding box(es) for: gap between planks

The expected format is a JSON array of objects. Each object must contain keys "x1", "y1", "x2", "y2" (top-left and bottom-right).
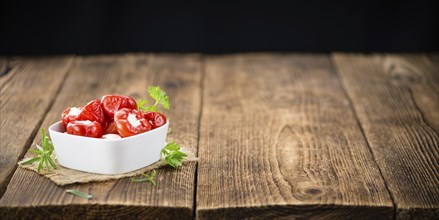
[
  {"x1": 332, "y1": 53, "x2": 439, "y2": 219},
  {"x1": 0, "y1": 54, "x2": 202, "y2": 219},
  {"x1": 0, "y1": 56, "x2": 76, "y2": 198},
  {"x1": 193, "y1": 55, "x2": 206, "y2": 220},
  {"x1": 329, "y1": 53, "x2": 397, "y2": 220},
  {"x1": 195, "y1": 53, "x2": 394, "y2": 219}
]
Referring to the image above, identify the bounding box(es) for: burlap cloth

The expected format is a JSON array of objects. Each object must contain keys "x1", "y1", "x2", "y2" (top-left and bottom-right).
[{"x1": 18, "y1": 148, "x2": 197, "y2": 186}]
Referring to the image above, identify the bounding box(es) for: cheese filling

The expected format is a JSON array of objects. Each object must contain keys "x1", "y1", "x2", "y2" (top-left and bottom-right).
[
  {"x1": 102, "y1": 134, "x2": 122, "y2": 139},
  {"x1": 68, "y1": 107, "x2": 81, "y2": 116},
  {"x1": 77, "y1": 120, "x2": 93, "y2": 125},
  {"x1": 127, "y1": 113, "x2": 141, "y2": 127}
]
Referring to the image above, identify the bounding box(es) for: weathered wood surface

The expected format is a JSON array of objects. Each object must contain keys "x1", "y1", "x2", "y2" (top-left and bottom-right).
[
  {"x1": 196, "y1": 54, "x2": 394, "y2": 219},
  {"x1": 333, "y1": 54, "x2": 439, "y2": 219},
  {"x1": 0, "y1": 53, "x2": 437, "y2": 219},
  {"x1": 0, "y1": 54, "x2": 201, "y2": 219},
  {"x1": 0, "y1": 56, "x2": 74, "y2": 196}
]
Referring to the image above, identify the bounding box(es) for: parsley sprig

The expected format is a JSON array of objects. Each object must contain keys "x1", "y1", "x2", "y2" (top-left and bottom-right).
[
  {"x1": 138, "y1": 86, "x2": 170, "y2": 112},
  {"x1": 161, "y1": 142, "x2": 187, "y2": 168},
  {"x1": 131, "y1": 170, "x2": 157, "y2": 186},
  {"x1": 20, "y1": 128, "x2": 57, "y2": 173}
]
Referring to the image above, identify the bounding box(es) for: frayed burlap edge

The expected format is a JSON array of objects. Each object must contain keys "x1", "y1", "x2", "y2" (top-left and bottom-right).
[{"x1": 18, "y1": 148, "x2": 197, "y2": 186}]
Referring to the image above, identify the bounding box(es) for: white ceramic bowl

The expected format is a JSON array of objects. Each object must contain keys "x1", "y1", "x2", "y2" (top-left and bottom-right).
[{"x1": 49, "y1": 121, "x2": 169, "y2": 175}]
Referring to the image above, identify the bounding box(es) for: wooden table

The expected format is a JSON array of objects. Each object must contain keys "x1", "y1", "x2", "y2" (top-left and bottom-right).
[{"x1": 0, "y1": 53, "x2": 438, "y2": 219}]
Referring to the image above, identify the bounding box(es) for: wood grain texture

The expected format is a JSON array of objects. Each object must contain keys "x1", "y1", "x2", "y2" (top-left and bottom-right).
[
  {"x1": 196, "y1": 54, "x2": 393, "y2": 219},
  {"x1": 0, "y1": 56, "x2": 74, "y2": 197},
  {"x1": 0, "y1": 54, "x2": 202, "y2": 219},
  {"x1": 333, "y1": 53, "x2": 439, "y2": 219}
]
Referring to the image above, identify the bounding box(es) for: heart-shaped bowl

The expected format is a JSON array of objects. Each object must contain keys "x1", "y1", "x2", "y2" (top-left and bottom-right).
[{"x1": 48, "y1": 120, "x2": 169, "y2": 175}]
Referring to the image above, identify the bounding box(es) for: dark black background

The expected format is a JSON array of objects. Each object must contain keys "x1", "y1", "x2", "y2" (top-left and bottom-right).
[{"x1": 1, "y1": 1, "x2": 438, "y2": 55}]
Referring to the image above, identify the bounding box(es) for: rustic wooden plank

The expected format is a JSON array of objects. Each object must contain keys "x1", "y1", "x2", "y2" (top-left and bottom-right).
[
  {"x1": 333, "y1": 53, "x2": 439, "y2": 219},
  {"x1": 0, "y1": 56, "x2": 74, "y2": 196},
  {"x1": 196, "y1": 54, "x2": 393, "y2": 219},
  {"x1": 0, "y1": 54, "x2": 201, "y2": 219}
]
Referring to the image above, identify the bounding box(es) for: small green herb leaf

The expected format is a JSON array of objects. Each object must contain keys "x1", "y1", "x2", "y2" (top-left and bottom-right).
[
  {"x1": 19, "y1": 157, "x2": 41, "y2": 165},
  {"x1": 21, "y1": 128, "x2": 57, "y2": 173},
  {"x1": 41, "y1": 128, "x2": 48, "y2": 151},
  {"x1": 47, "y1": 156, "x2": 57, "y2": 169},
  {"x1": 37, "y1": 160, "x2": 43, "y2": 173},
  {"x1": 137, "y1": 86, "x2": 170, "y2": 112},
  {"x1": 131, "y1": 177, "x2": 149, "y2": 183},
  {"x1": 161, "y1": 142, "x2": 187, "y2": 168},
  {"x1": 131, "y1": 170, "x2": 157, "y2": 186},
  {"x1": 66, "y1": 189, "x2": 93, "y2": 199},
  {"x1": 28, "y1": 149, "x2": 43, "y2": 155},
  {"x1": 148, "y1": 86, "x2": 170, "y2": 110},
  {"x1": 137, "y1": 98, "x2": 149, "y2": 111}
]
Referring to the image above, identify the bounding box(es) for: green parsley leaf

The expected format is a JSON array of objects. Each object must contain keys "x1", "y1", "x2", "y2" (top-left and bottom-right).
[
  {"x1": 148, "y1": 86, "x2": 170, "y2": 110},
  {"x1": 140, "y1": 105, "x2": 157, "y2": 112},
  {"x1": 131, "y1": 170, "x2": 157, "y2": 186},
  {"x1": 161, "y1": 142, "x2": 187, "y2": 168},
  {"x1": 137, "y1": 86, "x2": 170, "y2": 112},
  {"x1": 66, "y1": 189, "x2": 93, "y2": 199},
  {"x1": 137, "y1": 98, "x2": 149, "y2": 111}
]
